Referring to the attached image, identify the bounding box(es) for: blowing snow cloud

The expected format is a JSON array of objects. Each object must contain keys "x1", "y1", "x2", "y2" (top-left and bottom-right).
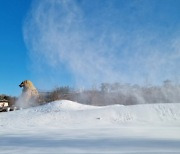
[{"x1": 23, "y1": 0, "x2": 180, "y2": 88}]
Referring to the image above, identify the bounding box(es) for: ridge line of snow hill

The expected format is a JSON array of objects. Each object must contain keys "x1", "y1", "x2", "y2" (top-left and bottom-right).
[{"x1": 34, "y1": 100, "x2": 99, "y2": 112}]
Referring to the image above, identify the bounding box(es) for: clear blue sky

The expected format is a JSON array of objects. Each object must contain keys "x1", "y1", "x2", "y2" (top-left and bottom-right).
[
  {"x1": 0, "y1": 0, "x2": 32, "y2": 96},
  {"x1": 1, "y1": 0, "x2": 180, "y2": 96}
]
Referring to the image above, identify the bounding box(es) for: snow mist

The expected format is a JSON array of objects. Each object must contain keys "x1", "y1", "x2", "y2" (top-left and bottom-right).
[{"x1": 23, "y1": 0, "x2": 180, "y2": 88}]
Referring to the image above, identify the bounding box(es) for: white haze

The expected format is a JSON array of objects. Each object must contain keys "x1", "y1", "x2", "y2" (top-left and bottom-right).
[
  {"x1": 23, "y1": 0, "x2": 180, "y2": 88},
  {"x1": 15, "y1": 93, "x2": 37, "y2": 108}
]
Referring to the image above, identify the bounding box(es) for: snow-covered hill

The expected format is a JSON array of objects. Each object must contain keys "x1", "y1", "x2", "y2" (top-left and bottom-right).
[
  {"x1": 1, "y1": 100, "x2": 180, "y2": 154},
  {"x1": 1, "y1": 100, "x2": 180, "y2": 129}
]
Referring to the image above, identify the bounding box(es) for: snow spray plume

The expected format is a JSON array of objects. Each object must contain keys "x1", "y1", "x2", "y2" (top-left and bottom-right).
[
  {"x1": 15, "y1": 94, "x2": 37, "y2": 109},
  {"x1": 24, "y1": 0, "x2": 180, "y2": 91}
]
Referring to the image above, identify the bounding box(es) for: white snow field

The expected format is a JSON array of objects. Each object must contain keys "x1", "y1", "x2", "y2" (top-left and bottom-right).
[{"x1": 0, "y1": 100, "x2": 180, "y2": 154}]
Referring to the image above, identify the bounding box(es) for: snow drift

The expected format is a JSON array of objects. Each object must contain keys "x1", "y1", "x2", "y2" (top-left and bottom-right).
[{"x1": 1, "y1": 100, "x2": 180, "y2": 129}]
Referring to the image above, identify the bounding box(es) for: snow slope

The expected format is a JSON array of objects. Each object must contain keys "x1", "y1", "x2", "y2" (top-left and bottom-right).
[{"x1": 0, "y1": 100, "x2": 180, "y2": 154}]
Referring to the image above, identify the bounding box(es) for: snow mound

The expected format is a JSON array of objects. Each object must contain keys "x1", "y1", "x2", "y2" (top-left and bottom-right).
[{"x1": 0, "y1": 100, "x2": 180, "y2": 129}]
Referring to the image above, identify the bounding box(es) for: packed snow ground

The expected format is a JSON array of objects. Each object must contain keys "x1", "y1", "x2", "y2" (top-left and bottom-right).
[{"x1": 0, "y1": 100, "x2": 180, "y2": 154}]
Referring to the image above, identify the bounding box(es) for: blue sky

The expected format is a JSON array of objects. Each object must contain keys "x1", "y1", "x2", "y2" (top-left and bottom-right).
[
  {"x1": 0, "y1": 0, "x2": 32, "y2": 96},
  {"x1": 1, "y1": 0, "x2": 180, "y2": 96}
]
